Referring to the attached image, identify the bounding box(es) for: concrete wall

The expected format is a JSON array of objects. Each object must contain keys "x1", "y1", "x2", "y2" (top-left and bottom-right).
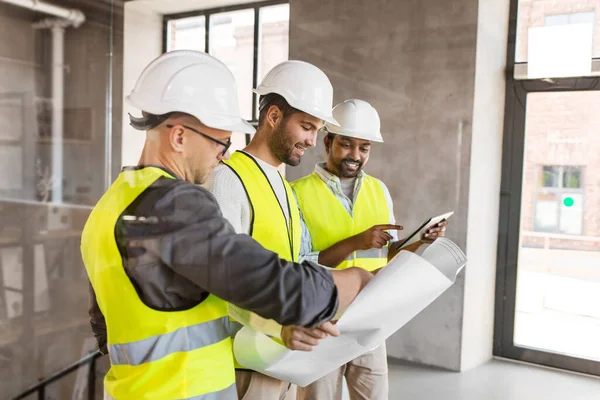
[
  {"x1": 462, "y1": 0, "x2": 510, "y2": 371},
  {"x1": 288, "y1": 0, "x2": 509, "y2": 371}
]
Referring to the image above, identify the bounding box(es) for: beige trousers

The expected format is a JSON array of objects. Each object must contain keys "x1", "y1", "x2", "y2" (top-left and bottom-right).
[
  {"x1": 236, "y1": 370, "x2": 297, "y2": 400},
  {"x1": 297, "y1": 342, "x2": 388, "y2": 400}
]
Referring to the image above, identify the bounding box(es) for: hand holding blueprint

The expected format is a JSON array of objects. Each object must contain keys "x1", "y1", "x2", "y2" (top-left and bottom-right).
[{"x1": 233, "y1": 238, "x2": 467, "y2": 387}]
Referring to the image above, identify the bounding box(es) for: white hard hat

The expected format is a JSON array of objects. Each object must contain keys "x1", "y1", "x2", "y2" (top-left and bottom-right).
[
  {"x1": 254, "y1": 60, "x2": 338, "y2": 125},
  {"x1": 126, "y1": 50, "x2": 255, "y2": 134},
  {"x1": 324, "y1": 99, "x2": 383, "y2": 142}
]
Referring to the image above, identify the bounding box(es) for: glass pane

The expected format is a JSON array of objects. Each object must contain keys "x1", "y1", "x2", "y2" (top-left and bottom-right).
[
  {"x1": 166, "y1": 16, "x2": 206, "y2": 52},
  {"x1": 534, "y1": 193, "x2": 559, "y2": 231},
  {"x1": 256, "y1": 4, "x2": 290, "y2": 120},
  {"x1": 545, "y1": 14, "x2": 570, "y2": 26},
  {"x1": 0, "y1": 1, "x2": 116, "y2": 397},
  {"x1": 515, "y1": 1, "x2": 598, "y2": 62},
  {"x1": 258, "y1": 4, "x2": 290, "y2": 81},
  {"x1": 570, "y1": 11, "x2": 596, "y2": 25},
  {"x1": 563, "y1": 166, "x2": 581, "y2": 188},
  {"x1": 541, "y1": 166, "x2": 560, "y2": 187},
  {"x1": 559, "y1": 193, "x2": 583, "y2": 234},
  {"x1": 210, "y1": 9, "x2": 254, "y2": 120},
  {"x1": 515, "y1": 91, "x2": 600, "y2": 362}
]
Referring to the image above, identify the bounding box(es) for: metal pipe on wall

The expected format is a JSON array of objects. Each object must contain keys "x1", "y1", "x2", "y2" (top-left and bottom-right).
[
  {"x1": 0, "y1": 0, "x2": 85, "y2": 27},
  {"x1": 51, "y1": 23, "x2": 64, "y2": 202}
]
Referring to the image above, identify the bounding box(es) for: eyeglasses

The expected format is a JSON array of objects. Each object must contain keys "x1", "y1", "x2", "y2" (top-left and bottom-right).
[{"x1": 166, "y1": 124, "x2": 232, "y2": 156}]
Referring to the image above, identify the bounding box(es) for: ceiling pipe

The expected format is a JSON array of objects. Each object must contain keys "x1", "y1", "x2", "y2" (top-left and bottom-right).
[{"x1": 0, "y1": 0, "x2": 85, "y2": 27}]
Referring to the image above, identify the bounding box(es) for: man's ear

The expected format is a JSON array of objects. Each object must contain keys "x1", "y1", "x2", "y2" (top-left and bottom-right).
[
  {"x1": 266, "y1": 105, "x2": 283, "y2": 130},
  {"x1": 324, "y1": 134, "x2": 332, "y2": 154},
  {"x1": 168, "y1": 125, "x2": 185, "y2": 153}
]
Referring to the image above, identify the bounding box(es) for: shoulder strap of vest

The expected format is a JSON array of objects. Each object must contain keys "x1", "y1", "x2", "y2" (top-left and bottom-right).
[
  {"x1": 223, "y1": 152, "x2": 296, "y2": 257},
  {"x1": 220, "y1": 156, "x2": 256, "y2": 235}
]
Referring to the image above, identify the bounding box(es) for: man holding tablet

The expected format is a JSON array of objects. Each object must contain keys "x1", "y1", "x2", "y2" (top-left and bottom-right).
[{"x1": 292, "y1": 99, "x2": 449, "y2": 400}]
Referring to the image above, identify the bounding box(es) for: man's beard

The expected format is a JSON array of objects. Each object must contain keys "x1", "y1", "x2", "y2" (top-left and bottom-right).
[
  {"x1": 269, "y1": 122, "x2": 303, "y2": 167},
  {"x1": 336, "y1": 158, "x2": 363, "y2": 178}
]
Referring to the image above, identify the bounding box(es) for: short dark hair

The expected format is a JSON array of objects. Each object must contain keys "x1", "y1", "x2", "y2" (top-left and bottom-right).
[
  {"x1": 257, "y1": 93, "x2": 300, "y2": 128},
  {"x1": 325, "y1": 131, "x2": 337, "y2": 142},
  {"x1": 129, "y1": 111, "x2": 173, "y2": 131}
]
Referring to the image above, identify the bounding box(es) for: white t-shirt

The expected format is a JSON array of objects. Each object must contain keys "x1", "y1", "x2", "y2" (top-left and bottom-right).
[
  {"x1": 339, "y1": 177, "x2": 356, "y2": 199},
  {"x1": 205, "y1": 151, "x2": 289, "y2": 235}
]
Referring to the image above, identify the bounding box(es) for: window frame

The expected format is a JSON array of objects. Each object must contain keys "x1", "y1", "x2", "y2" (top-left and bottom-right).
[
  {"x1": 494, "y1": 0, "x2": 600, "y2": 377},
  {"x1": 162, "y1": 0, "x2": 289, "y2": 145}
]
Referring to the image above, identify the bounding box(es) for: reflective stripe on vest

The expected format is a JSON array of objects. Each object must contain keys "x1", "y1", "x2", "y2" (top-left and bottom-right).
[
  {"x1": 292, "y1": 172, "x2": 390, "y2": 271},
  {"x1": 81, "y1": 167, "x2": 236, "y2": 399},
  {"x1": 109, "y1": 316, "x2": 230, "y2": 366},
  {"x1": 104, "y1": 383, "x2": 237, "y2": 400},
  {"x1": 223, "y1": 151, "x2": 301, "y2": 262}
]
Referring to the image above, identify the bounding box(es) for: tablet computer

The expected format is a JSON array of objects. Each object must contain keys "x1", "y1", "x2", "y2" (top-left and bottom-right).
[{"x1": 392, "y1": 211, "x2": 454, "y2": 252}]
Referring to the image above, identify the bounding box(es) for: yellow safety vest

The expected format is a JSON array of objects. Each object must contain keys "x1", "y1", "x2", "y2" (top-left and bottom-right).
[
  {"x1": 292, "y1": 172, "x2": 390, "y2": 271},
  {"x1": 223, "y1": 151, "x2": 301, "y2": 262},
  {"x1": 81, "y1": 167, "x2": 236, "y2": 400},
  {"x1": 223, "y1": 151, "x2": 301, "y2": 368}
]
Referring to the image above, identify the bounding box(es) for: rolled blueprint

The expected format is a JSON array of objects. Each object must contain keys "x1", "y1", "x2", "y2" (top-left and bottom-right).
[{"x1": 233, "y1": 238, "x2": 467, "y2": 387}]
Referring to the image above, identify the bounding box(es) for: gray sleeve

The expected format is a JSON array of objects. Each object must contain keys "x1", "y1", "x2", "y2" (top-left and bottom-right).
[
  {"x1": 88, "y1": 282, "x2": 108, "y2": 354},
  {"x1": 127, "y1": 181, "x2": 339, "y2": 328}
]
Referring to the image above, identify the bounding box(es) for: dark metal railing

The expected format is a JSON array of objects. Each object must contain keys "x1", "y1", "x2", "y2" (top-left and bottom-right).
[{"x1": 12, "y1": 350, "x2": 103, "y2": 400}]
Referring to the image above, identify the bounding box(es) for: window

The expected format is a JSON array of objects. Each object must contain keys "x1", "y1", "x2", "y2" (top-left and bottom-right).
[
  {"x1": 498, "y1": 1, "x2": 600, "y2": 377},
  {"x1": 545, "y1": 11, "x2": 596, "y2": 27},
  {"x1": 534, "y1": 165, "x2": 584, "y2": 234},
  {"x1": 164, "y1": 1, "x2": 290, "y2": 153},
  {"x1": 514, "y1": 2, "x2": 599, "y2": 75},
  {"x1": 166, "y1": 16, "x2": 206, "y2": 52}
]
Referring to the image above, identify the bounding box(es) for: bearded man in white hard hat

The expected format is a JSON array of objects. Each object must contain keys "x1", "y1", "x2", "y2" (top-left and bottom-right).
[
  {"x1": 82, "y1": 51, "x2": 374, "y2": 400},
  {"x1": 205, "y1": 60, "x2": 342, "y2": 399},
  {"x1": 292, "y1": 99, "x2": 449, "y2": 400}
]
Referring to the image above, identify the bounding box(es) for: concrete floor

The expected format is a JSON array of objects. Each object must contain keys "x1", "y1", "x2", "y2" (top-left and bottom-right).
[{"x1": 384, "y1": 358, "x2": 600, "y2": 400}]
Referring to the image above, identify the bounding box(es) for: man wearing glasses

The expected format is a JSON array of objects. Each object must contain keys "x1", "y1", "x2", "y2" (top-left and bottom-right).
[
  {"x1": 205, "y1": 60, "x2": 341, "y2": 399},
  {"x1": 82, "y1": 51, "x2": 373, "y2": 400}
]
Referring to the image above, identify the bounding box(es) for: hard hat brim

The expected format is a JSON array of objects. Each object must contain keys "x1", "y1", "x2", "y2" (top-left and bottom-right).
[
  {"x1": 324, "y1": 125, "x2": 384, "y2": 142},
  {"x1": 253, "y1": 88, "x2": 339, "y2": 127},
  {"x1": 126, "y1": 94, "x2": 256, "y2": 134}
]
